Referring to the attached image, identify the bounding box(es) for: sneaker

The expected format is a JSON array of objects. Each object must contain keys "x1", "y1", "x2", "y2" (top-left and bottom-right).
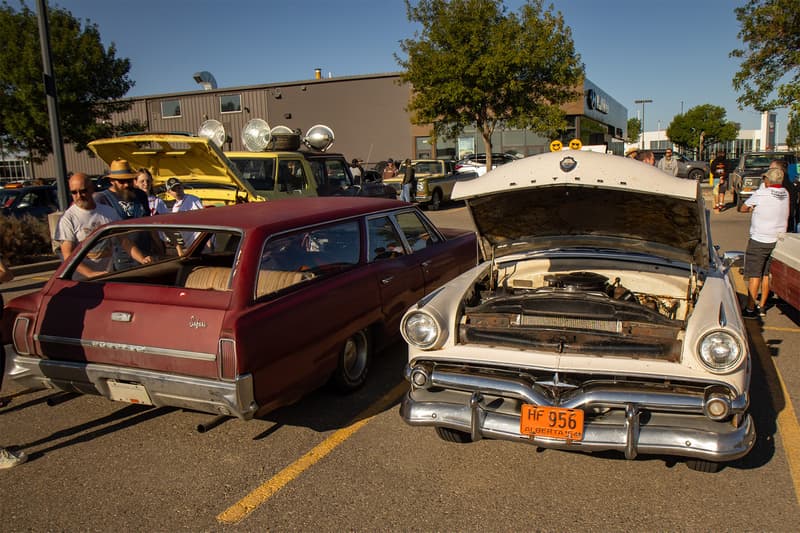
[
  {"x1": 742, "y1": 307, "x2": 759, "y2": 320},
  {"x1": 757, "y1": 305, "x2": 767, "y2": 317},
  {"x1": 0, "y1": 447, "x2": 27, "y2": 469}
]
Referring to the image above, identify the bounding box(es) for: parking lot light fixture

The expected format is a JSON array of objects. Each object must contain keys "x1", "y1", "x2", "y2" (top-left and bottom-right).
[{"x1": 635, "y1": 99, "x2": 653, "y2": 149}]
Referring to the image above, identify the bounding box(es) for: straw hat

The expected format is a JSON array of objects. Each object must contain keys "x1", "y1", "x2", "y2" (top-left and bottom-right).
[{"x1": 106, "y1": 159, "x2": 137, "y2": 180}]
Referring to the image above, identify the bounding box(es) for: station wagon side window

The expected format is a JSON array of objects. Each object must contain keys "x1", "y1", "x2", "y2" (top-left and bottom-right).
[
  {"x1": 367, "y1": 216, "x2": 406, "y2": 262},
  {"x1": 255, "y1": 220, "x2": 360, "y2": 299},
  {"x1": 394, "y1": 210, "x2": 442, "y2": 252},
  {"x1": 277, "y1": 159, "x2": 310, "y2": 191}
]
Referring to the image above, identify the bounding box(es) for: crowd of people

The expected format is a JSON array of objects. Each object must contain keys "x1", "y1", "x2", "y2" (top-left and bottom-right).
[{"x1": 51, "y1": 159, "x2": 205, "y2": 278}]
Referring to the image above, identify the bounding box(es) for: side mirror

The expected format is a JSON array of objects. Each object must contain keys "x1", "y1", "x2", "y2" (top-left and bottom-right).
[{"x1": 722, "y1": 250, "x2": 744, "y2": 270}]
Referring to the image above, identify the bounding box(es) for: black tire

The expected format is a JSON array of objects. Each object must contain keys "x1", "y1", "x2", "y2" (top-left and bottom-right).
[
  {"x1": 429, "y1": 189, "x2": 443, "y2": 211},
  {"x1": 435, "y1": 426, "x2": 473, "y2": 443},
  {"x1": 331, "y1": 329, "x2": 370, "y2": 392},
  {"x1": 688, "y1": 168, "x2": 704, "y2": 181},
  {"x1": 686, "y1": 459, "x2": 722, "y2": 473}
]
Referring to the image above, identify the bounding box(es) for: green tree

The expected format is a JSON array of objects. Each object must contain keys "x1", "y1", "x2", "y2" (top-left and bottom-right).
[
  {"x1": 0, "y1": 2, "x2": 134, "y2": 163},
  {"x1": 627, "y1": 117, "x2": 641, "y2": 143},
  {"x1": 731, "y1": 0, "x2": 800, "y2": 128},
  {"x1": 397, "y1": 0, "x2": 583, "y2": 170},
  {"x1": 665, "y1": 105, "x2": 739, "y2": 160},
  {"x1": 787, "y1": 115, "x2": 800, "y2": 149}
]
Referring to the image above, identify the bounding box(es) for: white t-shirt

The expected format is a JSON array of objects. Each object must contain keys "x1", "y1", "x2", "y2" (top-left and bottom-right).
[
  {"x1": 171, "y1": 193, "x2": 204, "y2": 247},
  {"x1": 55, "y1": 203, "x2": 120, "y2": 244},
  {"x1": 744, "y1": 185, "x2": 789, "y2": 243},
  {"x1": 54, "y1": 203, "x2": 120, "y2": 271}
]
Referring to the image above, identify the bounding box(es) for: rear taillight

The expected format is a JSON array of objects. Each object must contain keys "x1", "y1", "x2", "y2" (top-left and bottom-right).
[
  {"x1": 218, "y1": 338, "x2": 237, "y2": 380},
  {"x1": 12, "y1": 316, "x2": 32, "y2": 355}
]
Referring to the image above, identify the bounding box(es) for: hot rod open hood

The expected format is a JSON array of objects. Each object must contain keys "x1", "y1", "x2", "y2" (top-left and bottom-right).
[
  {"x1": 88, "y1": 134, "x2": 263, "y2": 204},
  {"x1": 452, "y1": 150, "x2": 709, "y2": 268}
]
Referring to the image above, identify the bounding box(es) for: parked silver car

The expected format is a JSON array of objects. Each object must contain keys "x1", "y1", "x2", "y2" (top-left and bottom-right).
[
  {"x1": 652, "y1": 149, "x2": 709, "y2": 180},
  {"x1": 400, "y1": 148, "x2": 754, "y2": 473}
]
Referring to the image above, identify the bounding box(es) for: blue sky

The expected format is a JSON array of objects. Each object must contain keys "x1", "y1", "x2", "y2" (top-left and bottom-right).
[{"x1": 45, "y1": 0, "x2": 785, "y2": 137}]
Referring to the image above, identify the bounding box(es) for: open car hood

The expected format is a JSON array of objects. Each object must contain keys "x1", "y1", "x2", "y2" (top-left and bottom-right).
[
  {"x1": 452, "y1": 150, "x2": 709, "y2": 268},
  {"x1": 88, "y1": 134, "x2": 263, "y2": 204}
]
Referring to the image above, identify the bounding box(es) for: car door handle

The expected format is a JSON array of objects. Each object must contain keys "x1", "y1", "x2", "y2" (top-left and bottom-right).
[
  {"x1": 421, "y1": 260, "x2": 432, "y2": 267},
  {"x1": 381, "y1": 276, "x2": 395, "y2": 285}
]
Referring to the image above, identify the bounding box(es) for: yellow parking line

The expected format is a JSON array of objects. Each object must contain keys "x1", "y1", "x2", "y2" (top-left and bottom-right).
[
  {"x1": 763, "y1": 326, "x2": 800, "y2": 333},
  {"x1": 217, "y1": 381, "x2": 408, "y2": 524},
  {"x1": 734, "y1": 274, "x2": 800, "y2": 503}
]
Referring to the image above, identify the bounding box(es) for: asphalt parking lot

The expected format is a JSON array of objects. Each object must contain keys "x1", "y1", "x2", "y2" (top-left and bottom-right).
[{"x1": 1, "y1": 199, "x2": 799, "y2": 531}]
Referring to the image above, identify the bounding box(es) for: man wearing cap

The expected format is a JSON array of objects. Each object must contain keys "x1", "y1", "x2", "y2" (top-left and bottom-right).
[
  {"x1": 741, "y1": 167, "x2": 790, "y2": 319},
  {"x1": 165, "y1": 177, "x2": 203, "y2": 253}
]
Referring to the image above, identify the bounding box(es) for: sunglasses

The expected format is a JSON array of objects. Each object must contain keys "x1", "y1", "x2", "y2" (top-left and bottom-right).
[{"x1": 70, "y1": 188, "x2": 89, "y2": 195}]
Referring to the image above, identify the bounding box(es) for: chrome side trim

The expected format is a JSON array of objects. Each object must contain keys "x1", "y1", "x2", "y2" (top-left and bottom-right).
[{"x1": 35, "y1": 334, "x2": 216, "y2": 361}]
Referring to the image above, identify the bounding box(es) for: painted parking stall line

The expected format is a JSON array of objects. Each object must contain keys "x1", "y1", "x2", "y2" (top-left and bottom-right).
[
  {"x1": 734, "y1": 272, "x2": 800, "y2": 504},
  {"x1": 217, "y1": 381, "x2": 409, "y2": 524}
]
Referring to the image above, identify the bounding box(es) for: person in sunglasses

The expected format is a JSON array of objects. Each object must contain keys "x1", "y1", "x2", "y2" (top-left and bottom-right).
[{"x1": 54, "y1": 173, "x2": 151, "y2": 279}]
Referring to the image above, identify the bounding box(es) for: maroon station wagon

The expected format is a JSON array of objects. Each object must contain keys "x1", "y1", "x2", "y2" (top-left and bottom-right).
[{"x1": 3, "y1": 197, "x2": 478, "y2": 420}]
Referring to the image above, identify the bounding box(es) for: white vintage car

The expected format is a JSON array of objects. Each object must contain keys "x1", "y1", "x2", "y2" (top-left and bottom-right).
[{"x1": 399, "y1": 149, "x2": 755, "y2": 472}]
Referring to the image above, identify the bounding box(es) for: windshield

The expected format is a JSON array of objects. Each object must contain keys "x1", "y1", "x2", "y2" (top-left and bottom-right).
[
  {"x1": 230, "y1": 157, "x2": 275, "y2": 191},
  {"x1": 744, "y1": 155, "x2": 774, "y2": 169}
]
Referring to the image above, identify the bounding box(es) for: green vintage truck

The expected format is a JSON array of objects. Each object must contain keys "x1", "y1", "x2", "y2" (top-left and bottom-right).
[{"x1": 396, "y1": 159, "x2": 479, "y2": 210}]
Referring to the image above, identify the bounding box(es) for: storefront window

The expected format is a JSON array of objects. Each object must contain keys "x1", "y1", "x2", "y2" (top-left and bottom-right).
[
  {"x1": 435, "y1": 137, "x2": 456, "y2": 160},
  {"x1": 415, "y1": 137, "x2": 432, "y2": 159}
]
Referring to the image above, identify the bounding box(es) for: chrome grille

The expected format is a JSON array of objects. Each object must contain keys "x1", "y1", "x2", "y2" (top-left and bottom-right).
[{"x1": 517, "y1": 314, "x2": 621, "y2": 333}]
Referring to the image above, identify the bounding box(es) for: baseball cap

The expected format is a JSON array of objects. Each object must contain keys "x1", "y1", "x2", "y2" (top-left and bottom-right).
[{"x1": 165, "y1": 177, "x2": 182, "y2": 190}]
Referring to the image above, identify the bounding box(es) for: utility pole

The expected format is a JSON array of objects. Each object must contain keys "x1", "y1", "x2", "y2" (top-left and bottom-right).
[
  {"x1": 634, "y1": 99, "x2": 653, "y2": 150},
  {"x1": 37, "y1": 0, "x2": 68, "y2": 210}
]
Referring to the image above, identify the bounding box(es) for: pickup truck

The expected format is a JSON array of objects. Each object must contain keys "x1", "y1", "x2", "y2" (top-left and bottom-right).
[
  {"x1": 730, "y1": 151, "x2": 799, "y2": 211},
  {"x1": 395, "y1": 159, "x2": 478, "y2": 210},
  {"x1": 228, "y1": 150, "x2": 395, "y2": 199}
]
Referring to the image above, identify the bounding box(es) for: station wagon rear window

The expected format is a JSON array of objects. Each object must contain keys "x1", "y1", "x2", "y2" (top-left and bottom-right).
[{"x1": 65, "y1": 226, "x2": 242, "y2": 289}]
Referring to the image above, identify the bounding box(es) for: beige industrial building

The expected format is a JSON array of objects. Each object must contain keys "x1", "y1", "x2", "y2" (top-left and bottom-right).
[{"x1": 29, "y1": 72, "x2": 627, "y2": 179}]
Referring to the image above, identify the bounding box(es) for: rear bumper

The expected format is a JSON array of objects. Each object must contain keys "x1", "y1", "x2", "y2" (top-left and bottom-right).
[{"x1": 7, "y1": 351, "x2": 258, "y2": 420}]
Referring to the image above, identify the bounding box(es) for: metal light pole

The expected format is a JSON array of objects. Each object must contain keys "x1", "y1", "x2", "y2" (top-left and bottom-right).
[
  {"x1": 37, "y1": 0, "x2": 68, "y2": 210},
  {"x1": 634, "y1": 99, "x2": 652, "y2": 149}
]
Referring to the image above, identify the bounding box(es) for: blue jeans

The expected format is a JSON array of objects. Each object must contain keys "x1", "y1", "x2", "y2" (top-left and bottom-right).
[{"x1": 401, "y1": 183, "x2": 413, "y2": 202}]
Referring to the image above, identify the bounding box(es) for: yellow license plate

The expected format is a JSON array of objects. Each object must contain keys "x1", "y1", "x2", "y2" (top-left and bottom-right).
[{"x1": 520, "y1": 405, "x2": 584, "y2": 441}]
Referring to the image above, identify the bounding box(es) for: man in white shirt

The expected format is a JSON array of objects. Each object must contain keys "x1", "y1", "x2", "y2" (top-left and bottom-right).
[
  {"x1": 165, "y1": 177, "x2": 203, "y2": 253},
  {"x1": 742, "y1": 167, "x2": 790, "y2": 318}
]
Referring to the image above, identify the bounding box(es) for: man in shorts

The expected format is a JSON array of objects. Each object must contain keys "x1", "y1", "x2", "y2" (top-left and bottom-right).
[{"x1": 742, "y1": 167, "x2": 790, "y2": 318}]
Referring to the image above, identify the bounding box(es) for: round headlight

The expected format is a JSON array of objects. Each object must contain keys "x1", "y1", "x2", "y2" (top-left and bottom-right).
[
  {"x1": 698, "y1": 331, "x2": 743, "y2": 373},
  {"x1": 403, "y1": 311, "x2": 440, "y2": 349}
]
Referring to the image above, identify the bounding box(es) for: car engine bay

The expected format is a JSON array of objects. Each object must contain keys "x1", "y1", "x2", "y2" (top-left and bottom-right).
[{"x1": 459, "y1": 261, "x2": 699, "y2": 361}]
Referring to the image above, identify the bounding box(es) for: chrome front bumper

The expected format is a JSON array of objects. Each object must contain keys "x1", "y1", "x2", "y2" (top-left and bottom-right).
[
  {"x1": 7, "y1": 352, "x2": 258, "y2": 420},
  {"x1": 401, "y1": 366, "x2": 755, "y2": 463}
]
